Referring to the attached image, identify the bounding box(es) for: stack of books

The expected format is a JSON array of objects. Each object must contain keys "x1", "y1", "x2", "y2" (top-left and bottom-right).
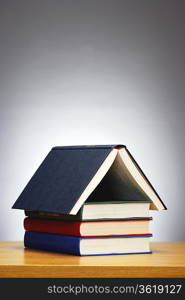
[
  {"x1": 24, "y1": 201, "x2": 152, "y2": 255},
  {"x1": 12, "y1": 145, "x2": 166, "y2": 256}
]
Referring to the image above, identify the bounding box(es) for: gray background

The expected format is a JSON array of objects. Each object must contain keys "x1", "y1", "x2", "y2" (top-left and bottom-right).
[{"x1": 0, "y1": 0, "x2": 185, "y2": 241}]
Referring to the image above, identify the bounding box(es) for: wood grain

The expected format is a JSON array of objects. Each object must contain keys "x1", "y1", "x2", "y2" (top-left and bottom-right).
[{"x1": 0, "y1": 241, "x2": 184, "y2": 277}]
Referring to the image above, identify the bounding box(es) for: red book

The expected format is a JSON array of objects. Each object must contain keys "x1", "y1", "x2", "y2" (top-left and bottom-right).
[{"x1": 24, "y1": 217, "x2": 152, "y2": 237}]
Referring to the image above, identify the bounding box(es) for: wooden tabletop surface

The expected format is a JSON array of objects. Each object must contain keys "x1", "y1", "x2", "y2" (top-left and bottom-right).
[{"x1": 0, "y1": 241, "x2": 184, "y2": 278}]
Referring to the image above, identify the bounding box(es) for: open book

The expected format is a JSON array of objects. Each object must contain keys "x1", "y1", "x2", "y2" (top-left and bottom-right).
[{"x1": 12, "y1": 145, "x2": 166, "y2": 215}]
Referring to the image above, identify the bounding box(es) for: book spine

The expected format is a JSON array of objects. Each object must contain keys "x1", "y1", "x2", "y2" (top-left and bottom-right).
[
  {"x1": 24, "y1": 231, "x2": 81, "y2": 255},
  {"x1": 79, "y1": 205, "x2": 84, "y2": 220},
  {"x1": 24, "y1": 218, "x2": 81, "y2": 236},
  {"x1": 52, "y1": 145, "x2": 125, "y2": 150}
]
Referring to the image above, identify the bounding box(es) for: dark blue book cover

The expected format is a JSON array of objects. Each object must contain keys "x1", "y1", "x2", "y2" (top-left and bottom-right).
[
  {"x1": 12, "y1": 145, "x2": 124, "y2": 214},
  {"x1": 24, "y1": 231, "x2": 152, "y2": 256}
]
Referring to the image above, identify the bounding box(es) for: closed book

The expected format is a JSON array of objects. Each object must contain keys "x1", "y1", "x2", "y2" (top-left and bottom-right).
[
  {"x1": 24, "y1": 231, "x2": 152, "y2": 256},
  {"x1": 24, "y1": 218, "x2": 152, "y2": 236},
  {"x1": 25, "y1": 200, "x2": 151, "y2": 221},
  {"x1": 24, "y1": 217, "x2": 152, "y2": 237}
]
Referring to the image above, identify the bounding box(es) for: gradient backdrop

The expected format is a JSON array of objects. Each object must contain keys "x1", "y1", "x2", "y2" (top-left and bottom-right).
[{"x1": 0, "y1": 0, "x2": 185, "y2": 241}]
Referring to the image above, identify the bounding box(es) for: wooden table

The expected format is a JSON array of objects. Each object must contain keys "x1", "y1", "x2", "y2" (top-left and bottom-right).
[{"x1": 0, "y1": 242, "x2": 184, "y2": 278}]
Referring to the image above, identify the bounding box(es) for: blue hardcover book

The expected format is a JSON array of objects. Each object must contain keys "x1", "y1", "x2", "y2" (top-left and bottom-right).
[
  {"x1": 24, "y1": 231, "x2": 152, "y2": 256},
  {"x1": 12, "y1": 145, "x2": 166, "y2": 215}
]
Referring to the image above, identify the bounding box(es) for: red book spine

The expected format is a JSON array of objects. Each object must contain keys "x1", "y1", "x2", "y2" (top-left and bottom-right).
[{"x1": 24, "y1": 218, "x2": 81, "y2": 236}]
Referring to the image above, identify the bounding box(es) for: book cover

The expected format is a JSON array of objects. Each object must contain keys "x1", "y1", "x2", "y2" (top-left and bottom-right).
[{"x1": 13, "y1": 145, "x2": 121, "y2": 214}]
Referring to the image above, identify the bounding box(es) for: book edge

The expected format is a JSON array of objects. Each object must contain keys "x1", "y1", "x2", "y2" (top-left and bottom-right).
[
  {"x1": 118, "y1": 148, "x2": 166, "y2": 211},
  {"x1": 70, "y1": 148, "x2": 118, "y2": 214}
]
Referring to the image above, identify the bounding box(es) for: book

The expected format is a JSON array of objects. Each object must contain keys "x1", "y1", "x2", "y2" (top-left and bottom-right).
[
  {"x1": 24, "y1": 231, "x2": 152, "y2": 256},
  {"x1": 25, "y1": 201, "x2": 151, "y2": 221},
  {"x1": 12, "y1": 145, "x2": 166, "y2": 215},
  {"x1": 24, "y1": 217, "x2": 152, "y2": 237}
]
